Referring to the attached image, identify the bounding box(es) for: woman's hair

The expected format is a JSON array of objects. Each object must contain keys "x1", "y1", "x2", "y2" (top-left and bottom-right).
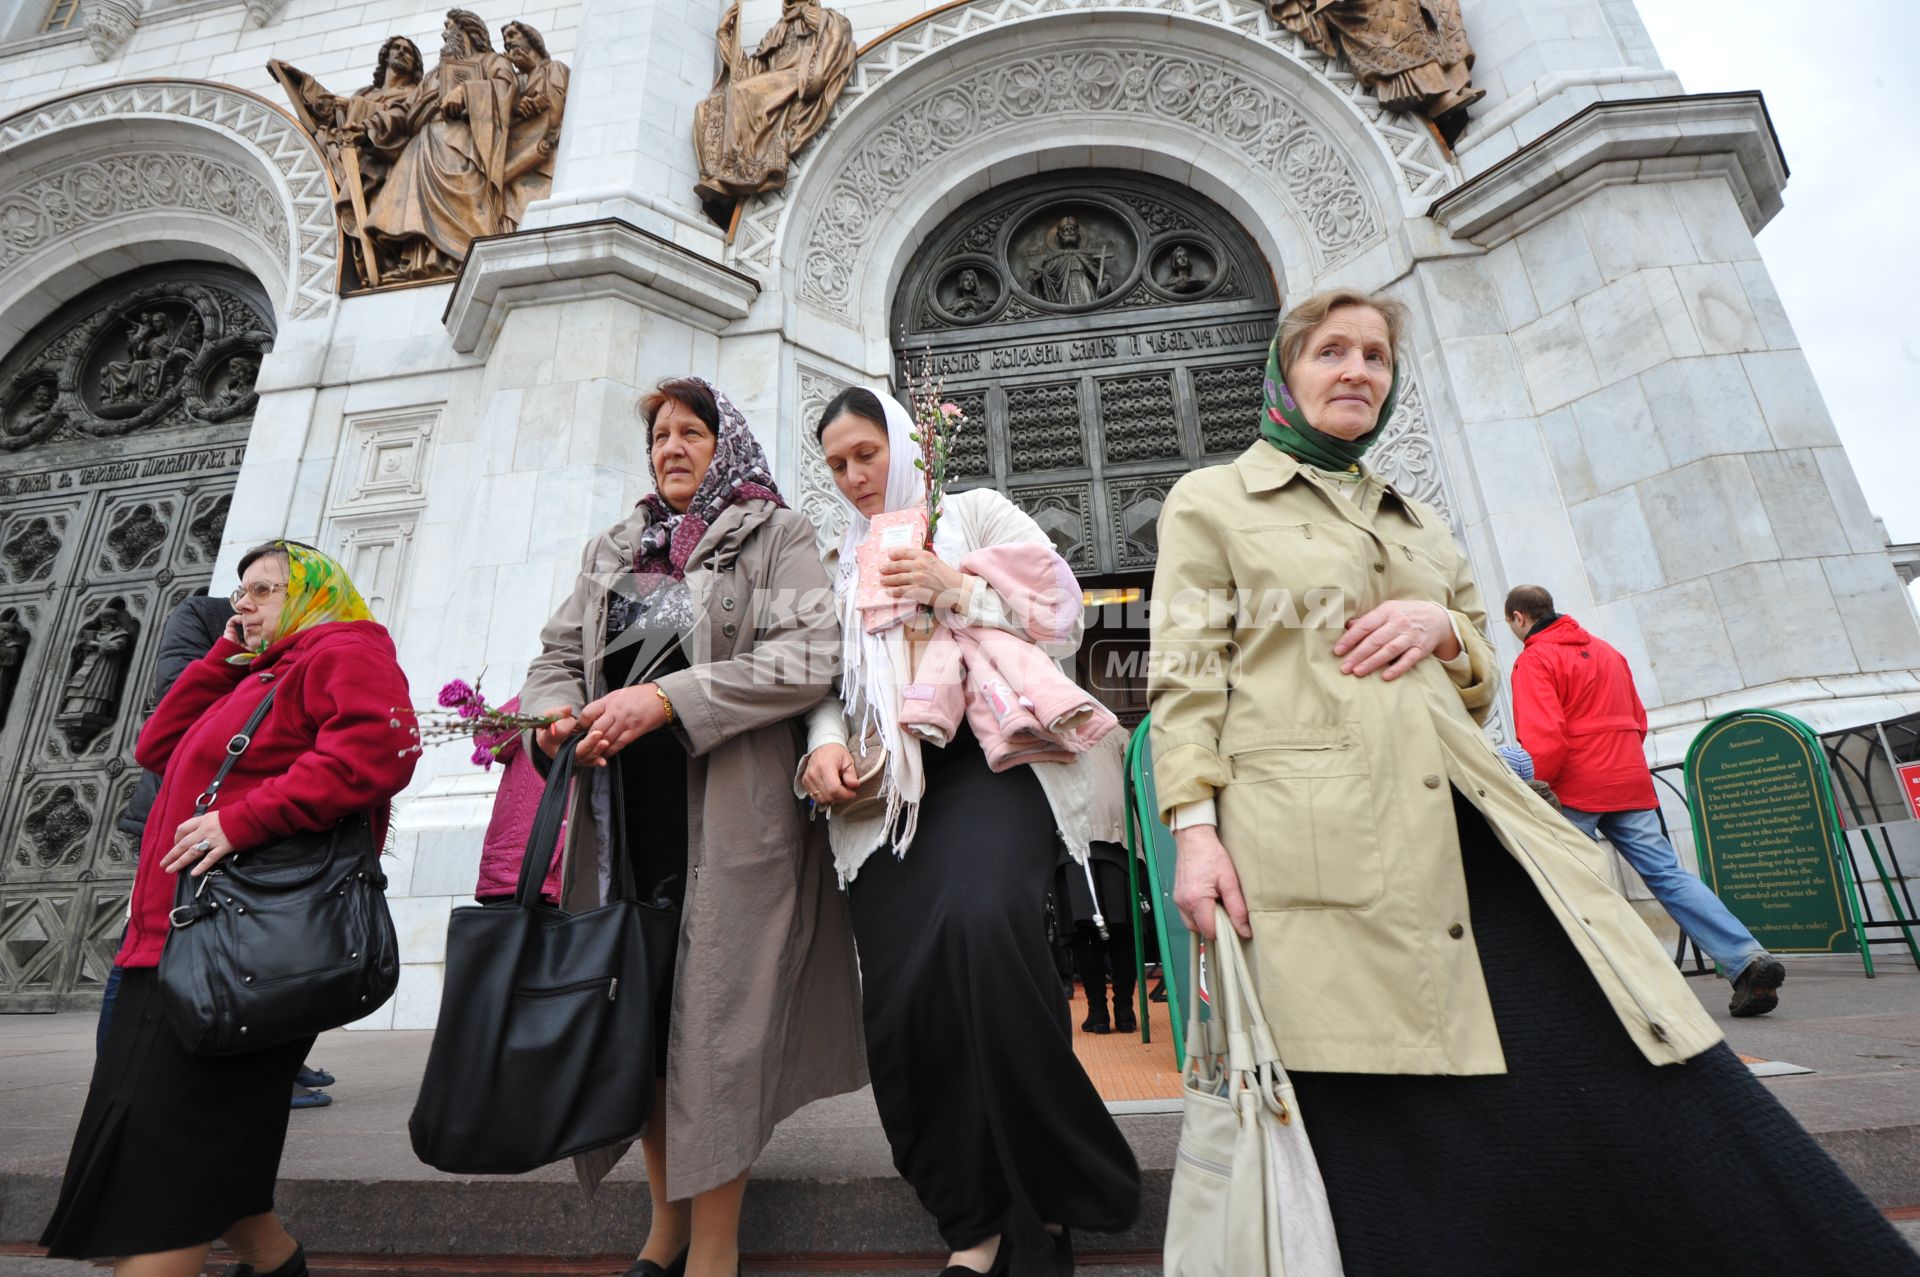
[
  {"x1": 236, "y1": 539, "x2": 317, "y2": 576},
  {"x1": 814, "y1": 386, "x2": 889, "y2": 443},
  {"x1": 639, "y1": 377, "x2": 721, "y2": 435},
  {"x1": 1273, "y1": 288, "x2": 1409, "y2": 378}
]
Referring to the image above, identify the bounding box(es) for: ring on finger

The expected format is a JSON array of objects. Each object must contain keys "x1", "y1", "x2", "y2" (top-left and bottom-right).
[{"x1": 193, "y1": 840, "x2": 212, "y2": 852}]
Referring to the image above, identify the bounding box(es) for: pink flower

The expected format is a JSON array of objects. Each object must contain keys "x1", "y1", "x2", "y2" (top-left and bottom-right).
[
  {"x1": 939, "y1": 402, "x2": 963, "y2": 420},
  {"x1": 437, "y1": 678, "x2": 475, "y2": 708},
  {"x1": 457, "y1": 700, "x2": 485, "y2": 719},
  {"x1": 470, "y1": 742, "x2": 495, "y2": 770}
]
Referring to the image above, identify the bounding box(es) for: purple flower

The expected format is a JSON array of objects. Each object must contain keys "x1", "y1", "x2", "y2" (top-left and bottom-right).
[
  {"x1": 470, "y1": 742, "x2": 495, "y2": 770},
  {"x1": 438, "y1": 678, "x2": 475, "y2": 708},
  {"x1": 457, "y1": 700, "x2": 485, "y2": 719}
]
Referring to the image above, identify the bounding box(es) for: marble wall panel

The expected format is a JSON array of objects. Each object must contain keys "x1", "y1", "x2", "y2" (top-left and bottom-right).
[
  {"x1": 1821, "y1": 555, "x2": 1920, "y2": 673},
  {"x1": 1631, "y1": 577, "x2": 1744, "y2": 705},
  {"x1": 1670, "y1": 263, "x2": 1766, "y2": 356},
  {"x1": 1740, "y1": 350, "x2": 1842, "y2": 450},
  {"x1": 1637, "y1": 455, "x2": 1780, "y2": 582},
  {"x1": 1511, "y1": 305, "x2": 1601, "y2": 411},
  {"x1": 1709, "y1": 560, "x2": 1854, "y2": 688},
  {"x1": 1637, "y1": 355, "x2": 1772, "y2": 468},
  {"x1": 1569, "y1": 376, "x2": 1670, "y2": 494},
  {"x1": 1744, "y1": 450, "x2": 1850, "y2": 558},
  {"x1": 1568, "y1": 485, "x2": 1665, "y2": 602}
]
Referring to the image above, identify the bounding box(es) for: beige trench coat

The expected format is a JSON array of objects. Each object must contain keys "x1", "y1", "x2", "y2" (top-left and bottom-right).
[
  {"x1": 519, "y1": 498, "x2": 867, "y2": 1199},
  {"x1": 1148, "y1": 444, "x2": 1721, "y2": 1075}
]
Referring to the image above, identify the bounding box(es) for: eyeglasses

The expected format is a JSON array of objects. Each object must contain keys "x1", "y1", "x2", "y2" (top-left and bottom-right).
[{"x1": 229, "y1": 582, "x2": 289, "y2": 607}]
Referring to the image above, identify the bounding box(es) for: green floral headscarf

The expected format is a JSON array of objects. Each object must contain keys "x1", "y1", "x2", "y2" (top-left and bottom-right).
[
  {"x1": 1258, "y1": 327, "x2": 1402, "y2": 472},
  {"x1": 229, "y1": 541, "x2": 374, "y2": 664}
]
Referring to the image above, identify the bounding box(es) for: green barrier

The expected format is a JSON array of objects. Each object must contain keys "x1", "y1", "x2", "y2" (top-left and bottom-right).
[{"x1": 1125, "y1": 715, "x2": 1193, "y2": 1066}]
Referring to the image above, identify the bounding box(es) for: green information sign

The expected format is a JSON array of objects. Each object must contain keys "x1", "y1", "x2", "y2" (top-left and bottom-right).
[{"x1": 1684, "y1": 709, "x2": 1871, "y2": 971}]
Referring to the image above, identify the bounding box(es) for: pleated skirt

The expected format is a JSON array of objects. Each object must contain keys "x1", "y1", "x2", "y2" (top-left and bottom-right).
[
  {"x1": 41, "y1": 967, "x2": 314, "y2": 1259},
  {"x1": 849, "y1": 724, "x2": 1141, "y2": 1275},
  {"x1": 1288, "y1": 794, "x2": 1919, "y2": 1276}
]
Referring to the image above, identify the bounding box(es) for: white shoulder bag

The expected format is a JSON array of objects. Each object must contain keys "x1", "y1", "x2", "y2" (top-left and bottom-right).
[{"x1": 1163, "y1": 907, "x2": 1345, "y2": 1277}]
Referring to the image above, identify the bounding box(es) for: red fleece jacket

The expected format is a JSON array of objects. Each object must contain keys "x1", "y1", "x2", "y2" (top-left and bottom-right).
[
  {"x1": 116, "y1": 619, "x2": 417, "y2": 968},
  {"x1": 1510, "y1": 615, "x2": 1657, "y2": 813}
]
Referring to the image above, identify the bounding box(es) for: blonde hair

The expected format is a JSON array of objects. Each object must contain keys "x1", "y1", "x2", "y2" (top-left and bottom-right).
[{"x1": 1274, "y1": 289, "x2": 1409, "y2": 379}]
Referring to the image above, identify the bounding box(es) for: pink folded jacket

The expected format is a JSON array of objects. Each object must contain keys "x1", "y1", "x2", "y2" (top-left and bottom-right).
[
  {"x1": 473, "y1": 696, "x2": 565, "y2": 904},
  {"x1": 898, "y1": 542, "x2": 1117, "y2": 772}
]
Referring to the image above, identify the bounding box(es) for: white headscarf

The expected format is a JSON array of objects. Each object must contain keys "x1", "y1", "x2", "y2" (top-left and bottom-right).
[{"x1": 829, "y1": 390, "x2": 945, "y2": 854}]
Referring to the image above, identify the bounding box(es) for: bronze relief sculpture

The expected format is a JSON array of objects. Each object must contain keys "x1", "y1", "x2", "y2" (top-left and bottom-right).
[
  {"x1": 693, "y1": 0, "x2": 856, "y2": 223},
  {"x1": 270, "y1": 10, "x2": 570, "y2": 289},
  {"x1": 1272, "y1": 0, "x2": 1483, "y2": 138},
  {"x1": 55, "y1": 598, "x2": 139, "y2": 752}
]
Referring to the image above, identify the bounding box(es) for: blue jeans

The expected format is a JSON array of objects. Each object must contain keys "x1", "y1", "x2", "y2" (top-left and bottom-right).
[{"x1": 1561, "y1": 805, "x2": 1768, "y2": 982}]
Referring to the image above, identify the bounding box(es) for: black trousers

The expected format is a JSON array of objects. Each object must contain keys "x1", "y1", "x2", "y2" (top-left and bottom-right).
[{"x1": 849, "y1": 726, "x2": 1140, "y2": 1274}]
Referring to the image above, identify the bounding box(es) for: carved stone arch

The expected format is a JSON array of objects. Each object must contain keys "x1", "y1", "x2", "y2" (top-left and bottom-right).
[
  {"x1": 0, "y1": 81, "x2": 339, "y2": 354},
  {"x1": 734, "y1": 1, "x2": 1456, "y2": 319}
]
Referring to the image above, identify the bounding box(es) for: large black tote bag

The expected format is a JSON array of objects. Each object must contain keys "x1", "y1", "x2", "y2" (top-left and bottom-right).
[{"x1": 409, "y1": 736, "x2": 679, "y2": 1174}]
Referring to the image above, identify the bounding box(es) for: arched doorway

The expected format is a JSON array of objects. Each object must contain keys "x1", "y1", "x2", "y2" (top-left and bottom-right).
[
  {"x1": 890, "y1": 169, "x2": 1280, "y2": 719},
  {"x1": 0, "y1": 262, "x2": 273, "y2": 1010}
]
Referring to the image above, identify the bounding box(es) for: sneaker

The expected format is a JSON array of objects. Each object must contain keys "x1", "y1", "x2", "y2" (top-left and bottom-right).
[
  {"x1": 1729, "y1": 957, "x2": 1785, "y2": 1018},
  {"x1": 296, "y1": 1064, "x2": 335, "y2": 1088},
  {"x1": 290, "y1": 1086, "x2": 333, "y2": 1110}
]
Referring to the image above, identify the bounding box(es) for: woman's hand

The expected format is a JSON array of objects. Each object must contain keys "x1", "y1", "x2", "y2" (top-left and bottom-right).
[
  {"x1": 880, "y1": 547, "x2": 974, "y2": 612},
  {"x1": 223, "y1": 614, "x2": 246, "y2": 646},
  {"x1": 162, "y1": 812, "x2": 235, "y2": 877},
  {"x1": 1333, "y1": 599, "x2": 1459, "y2": 681},
  {"x1": 801, "y1": 743, "x2": 861, "y2": 805},
  {"x1": 1172, "y1": 825, "x2": 1252, "y2": 941},
  {"x1": 574, "y1": 684, "x2": 669, "y2": 765},
  {"x1": 535, "y1": 705, "x2": 581, "y2": 759}
]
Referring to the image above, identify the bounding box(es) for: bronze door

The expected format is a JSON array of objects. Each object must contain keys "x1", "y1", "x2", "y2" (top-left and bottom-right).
[{"x1": 0, "y1": 265, "x2": 271, "y2": 1010}]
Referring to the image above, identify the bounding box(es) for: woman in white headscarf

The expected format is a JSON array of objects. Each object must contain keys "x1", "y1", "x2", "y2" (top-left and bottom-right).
[{"x1": 799, "y1": 388, "x2": 1139, "y2": 1277}]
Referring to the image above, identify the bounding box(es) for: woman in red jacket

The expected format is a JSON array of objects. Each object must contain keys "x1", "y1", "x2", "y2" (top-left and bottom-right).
[{"x1": 41, "y1": 541, "x2": 416, "y2": 1277}]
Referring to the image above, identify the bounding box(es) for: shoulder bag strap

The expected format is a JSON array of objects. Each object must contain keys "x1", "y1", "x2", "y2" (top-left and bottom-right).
[
  {"x1": 192, "y1": 683, "x2": 277, "y2": 817},
  {"x1": 515, "y1": 735, "x2": 577, "y2": 907}
]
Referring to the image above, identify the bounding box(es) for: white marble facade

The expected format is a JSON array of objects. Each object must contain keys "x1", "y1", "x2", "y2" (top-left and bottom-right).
[{"x1": 2, "y1": 0, "x2": 1915, "y2": 1021}]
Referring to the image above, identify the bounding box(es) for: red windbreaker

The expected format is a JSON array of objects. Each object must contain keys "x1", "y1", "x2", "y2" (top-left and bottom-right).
[
  {"x1": 117, "y1": 620, "x2": 417, "y2": 968},
  {"x1": 1509, "y1": 615, "x2": 1657, "y2": 813}
]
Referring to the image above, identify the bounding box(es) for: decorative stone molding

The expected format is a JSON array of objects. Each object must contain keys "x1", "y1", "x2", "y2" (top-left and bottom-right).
[
  {"x1": 1368, "y1": 376, "x2": 1457, "y2": 534},
  {"x1": 794, "y1": 365, "x2": 851, "y2": 554},
  {"x1": 1429, "y1": 92, "x2": 1788, "y2": 247},
  {"x1": 244, "y1": 0, "x2": 288, "y2": 27},
  {"x1": 443, "y1": 219, "x2": 759, "y2": 357},
  {"x1": 0, "y1": 82, "x2": 339, "y2": 320},
  {"x1": 82, "y1": 0, "x2": 140, "y2": 62},
  {"x1": 733, "y1": 0, "x2": 1458, "y2": 287}
]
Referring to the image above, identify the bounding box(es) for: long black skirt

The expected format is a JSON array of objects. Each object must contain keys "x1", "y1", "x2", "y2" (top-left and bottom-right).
[
  {"x1": 41, "y1": 967, "x2": 314, "y2": 1259},
  {"x1": 849, "y1": 724, "x2": 1140, "y2": 1275},
  {"x1": 1288, "y1": 793, "x2": 1918, "y2": 1275}
]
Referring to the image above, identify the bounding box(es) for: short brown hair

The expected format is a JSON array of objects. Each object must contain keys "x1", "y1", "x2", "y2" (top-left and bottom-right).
[
  {"x1": 639, "y1": 378, "x2": 720, "y2": 435},
  {"x1": 1274, "y1": 289, "x2": 1409, "y2": 381},
  {"x1": 1503, "y1": 584, "x2": 1554, "y2": 621}
]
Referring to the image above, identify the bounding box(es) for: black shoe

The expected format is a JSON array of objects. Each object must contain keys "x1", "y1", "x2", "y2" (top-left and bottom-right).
[
  {"x1": 1112, "y1": 1002, "x2": 1138, "y2": 1034},
  {"x1": 941, "y1": 1237, "x2": 1011, "y2": 1276},
  {"x1": 220, "y1": 1246, "x2": 308, "y2": 1277},
  {"x1": 622, "y1": 1244, "x2": 691, "y2": 1275},
  {"x1": 1052, "y1": 1226, "x2": 1075, "y2": 1276},
  {"x1": 1080, "y1": 1008, "x2": 1111, "y2": 1034},
  {"x1": 623, "y1": 1248, "x2": 688, "y2": 1277},
  {"x1": 1730, "y1": 957, "x2": 1785, "y2": 1017}
]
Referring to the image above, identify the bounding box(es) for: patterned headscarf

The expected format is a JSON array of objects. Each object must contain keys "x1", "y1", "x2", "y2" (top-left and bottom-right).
[
  {"x1": 229, "y1": 542, "x2": 374, "y2": 664},
  {"x1": 610, "y1": 379, "x2": 784, "y2": 639},
  {"x1": 1258, "y1": 325, "x2": 1401, "y2": 472}
]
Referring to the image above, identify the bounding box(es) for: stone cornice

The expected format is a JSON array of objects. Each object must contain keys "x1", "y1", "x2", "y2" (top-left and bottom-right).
[
  {"x1": 442, "y1": 219, "x2": 760, "y2": 356},
  {"x1": 1429, "y1": 92, "x2": 1788, "y2": 247}
]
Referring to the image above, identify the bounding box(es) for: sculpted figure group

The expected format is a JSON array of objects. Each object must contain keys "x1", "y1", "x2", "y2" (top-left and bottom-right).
[{"x1": 272, "y1": 9, "x2": 569, "y2": 287}]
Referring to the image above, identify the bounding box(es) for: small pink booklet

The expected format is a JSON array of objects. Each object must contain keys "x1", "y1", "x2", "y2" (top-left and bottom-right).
[{"x1": 855, "y1": 507, "x2": 928, "y2": 633}]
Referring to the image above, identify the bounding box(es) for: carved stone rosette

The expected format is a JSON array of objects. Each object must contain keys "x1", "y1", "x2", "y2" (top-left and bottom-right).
[{"x1": 82, "y1": 0, "x2": 140, "y2": 61}]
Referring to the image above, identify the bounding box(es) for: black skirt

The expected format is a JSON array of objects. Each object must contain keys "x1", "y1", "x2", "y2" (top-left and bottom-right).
[
  {"x1": 41, "y1": 967, "x2": 314, "y2": 1259},
  {"x1": 848, "y1": 724, "x2": 1141, "y2": 1275},
  {"x1": 1288, "y1": 793, "x2": 1919, "y2": 1276}
]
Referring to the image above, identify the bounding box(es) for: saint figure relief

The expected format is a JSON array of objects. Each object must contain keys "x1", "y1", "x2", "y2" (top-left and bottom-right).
[
  {"x1": 0, "y1": 609, "x2": 28, "y2": 731},
  {"x1": 270, "y1": 36, "x2": 426, "y2": 287},
  {"x1": 693, "y1": 0, "x2": 856, "y2": 221},
  {"x1": 1273, "y1": 0, "x2": 1483, "y2": 130},
  {"x1": 99, "y1": 312, "x2": 201, "y2": 406},
  {"x1": 1027, "y1": 217, "x2": 1114, "y2": 308},
  {"x1": 56, "y1": 598, "x2": 139, "y2": 751},
  {"x1": 501, "y1": 21, "x2": 570, "y2": 227}
]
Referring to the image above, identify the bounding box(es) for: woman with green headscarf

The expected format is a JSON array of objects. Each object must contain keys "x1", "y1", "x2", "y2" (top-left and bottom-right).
[
  {"x1": 42, "y1": 540, "x2": 417, "y2": 1277},
  {"x1": 1148, "y1": 291, "x2": 1913, "y2": 1273}
]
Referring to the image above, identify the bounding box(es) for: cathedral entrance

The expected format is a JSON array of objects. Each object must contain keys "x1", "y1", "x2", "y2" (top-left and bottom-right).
[
  {"x1": 0, "y1": 263, "x2": 272, "y2": 1011},
  {"x1": 890, "y1": 170, "x2": 1281, "y2": 721}
]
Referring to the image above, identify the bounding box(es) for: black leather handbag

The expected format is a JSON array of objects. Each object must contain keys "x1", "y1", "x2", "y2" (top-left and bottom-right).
[
  {"x1": 158, "y1": 685, "x2": 401, "y2": 1056},
  {"x1": 408, "y1": 736, "x2": 680, "y2": 1174}
]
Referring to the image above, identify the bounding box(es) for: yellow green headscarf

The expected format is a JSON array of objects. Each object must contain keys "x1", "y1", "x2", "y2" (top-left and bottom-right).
[{"x1": 228, "y1": 541, "x2": 375, "y2": 664}]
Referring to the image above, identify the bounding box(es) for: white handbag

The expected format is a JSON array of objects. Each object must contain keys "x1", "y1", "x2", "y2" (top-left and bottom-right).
[{"x1": 1163, "y1": 907, "x2": 1344, "y2": 1277}]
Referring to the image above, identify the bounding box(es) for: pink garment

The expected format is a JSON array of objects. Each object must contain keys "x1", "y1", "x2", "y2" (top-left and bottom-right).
[
  {"x1": 896, "y1": 542, "x2": 1116, "y2": 772},
  {"x1": 473, "y1": 697, "x2": 565, "y2": 903}
]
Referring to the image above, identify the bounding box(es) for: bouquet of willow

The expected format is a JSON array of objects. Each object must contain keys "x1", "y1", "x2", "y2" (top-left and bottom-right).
[
  {"x1": 901, "y1": 352, "x2": 967, "y2": 549},
  {"x1": 394, "y1": 678, "x2": 555, "y2": 769}
]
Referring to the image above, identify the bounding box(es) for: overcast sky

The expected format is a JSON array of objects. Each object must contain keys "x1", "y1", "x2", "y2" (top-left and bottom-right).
[{"x1": 1637, "y1": 2, "x2": 1919, "y2": 543}]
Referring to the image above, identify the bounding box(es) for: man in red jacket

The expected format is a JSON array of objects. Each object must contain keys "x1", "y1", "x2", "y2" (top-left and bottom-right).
[{"x1": 1504, "y1": 585, "x2": 1784, "y2": 1017}]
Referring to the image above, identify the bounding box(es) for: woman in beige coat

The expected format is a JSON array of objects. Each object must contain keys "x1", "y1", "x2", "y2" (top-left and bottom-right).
[
  {"x1": 521, "y1": 377, "x2": 866, "y2": 1277},
  {"x1": 1150, "y1": 290, "x2": 1915, "y2": 1274}
]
